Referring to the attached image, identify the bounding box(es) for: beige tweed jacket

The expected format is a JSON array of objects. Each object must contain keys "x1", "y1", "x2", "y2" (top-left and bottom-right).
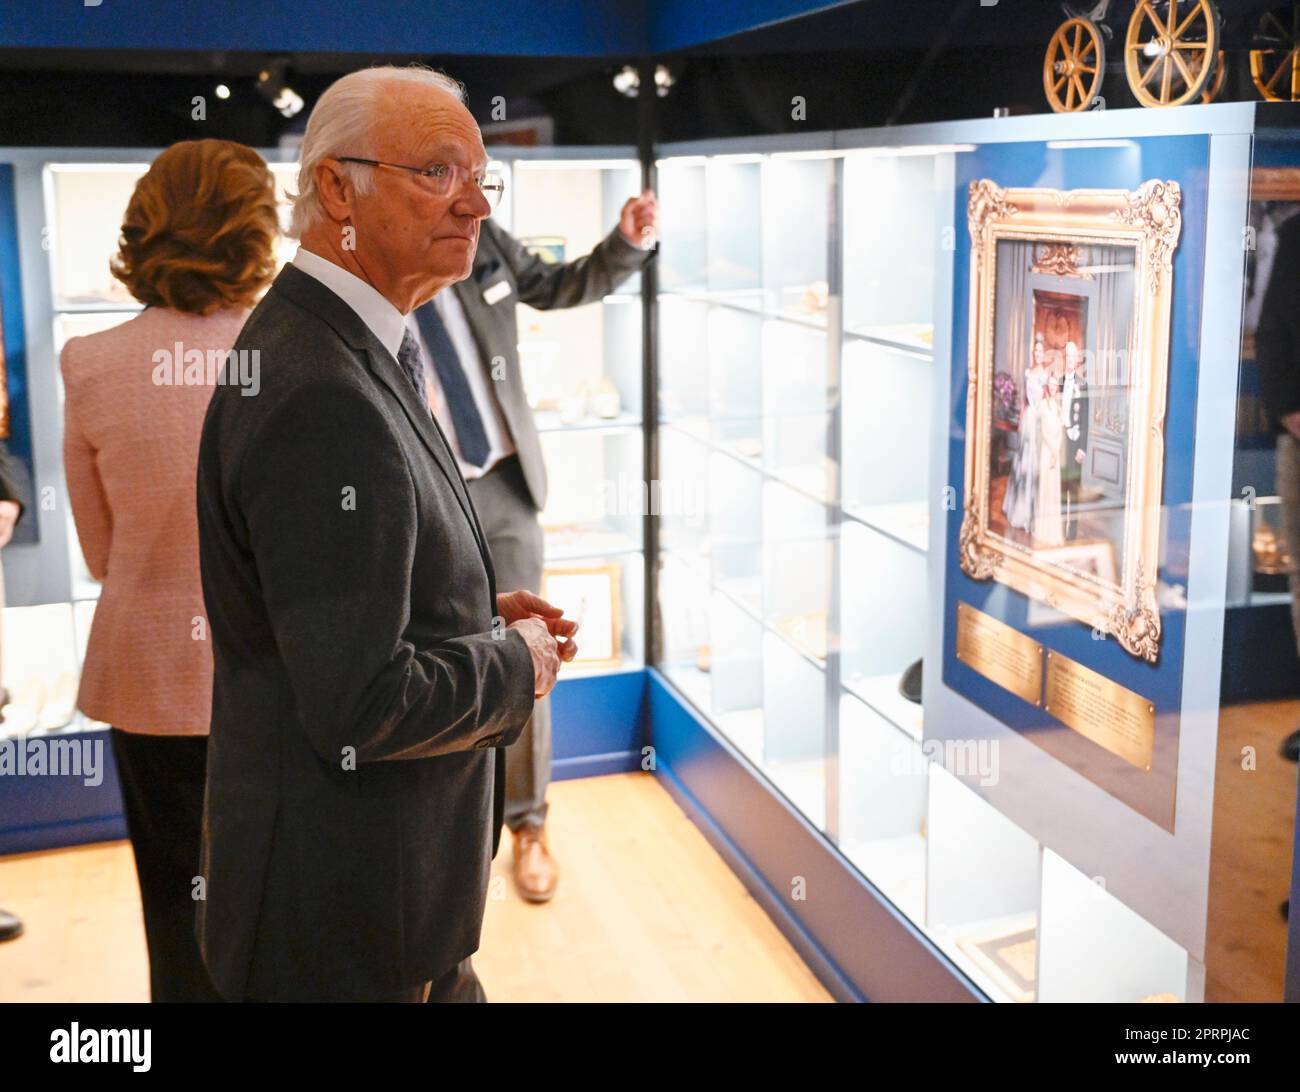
[{"x1": 61, "y1": 306, "x2": 249, "y2": 734}]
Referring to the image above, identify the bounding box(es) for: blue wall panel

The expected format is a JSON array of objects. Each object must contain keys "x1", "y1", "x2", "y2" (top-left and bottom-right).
[
  {"x1": 648, "y1": 0, "x2": 857, "y2": 53},
  {"x1": 0, "y1": 729, "x2": 126, "y2": 856},
  {"x1": 550, "y1": 669, "x2": 648, "y2": 779},
  {"x1": 0, "y1": 1, "x2": 645, "y2": 57}
]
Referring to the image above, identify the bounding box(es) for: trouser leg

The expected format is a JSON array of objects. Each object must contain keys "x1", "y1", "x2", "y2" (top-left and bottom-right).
[{"x1": 467, "y1": 457, "x2": 549, "y2": 832}]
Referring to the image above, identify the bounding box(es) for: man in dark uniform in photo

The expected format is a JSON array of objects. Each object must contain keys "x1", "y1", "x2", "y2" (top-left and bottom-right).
[{"x1": 1060, "y1": 340, "x2": 1089, "y2": 542}]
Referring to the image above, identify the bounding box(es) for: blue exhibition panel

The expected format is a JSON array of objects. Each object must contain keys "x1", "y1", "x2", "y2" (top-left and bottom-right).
[{"x1": 0, "y1": 0, "x2": 854, "y2": 57}]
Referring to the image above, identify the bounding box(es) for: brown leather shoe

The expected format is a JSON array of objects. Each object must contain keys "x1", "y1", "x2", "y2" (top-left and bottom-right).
[{"x1": 512, "y1": 826, "x2": 558, "y2": 903}]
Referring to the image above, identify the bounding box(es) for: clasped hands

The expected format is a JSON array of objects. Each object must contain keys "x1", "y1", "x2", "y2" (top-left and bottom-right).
[{"x1": 498, "y1": 590, "x2": 579, "y2": 699}]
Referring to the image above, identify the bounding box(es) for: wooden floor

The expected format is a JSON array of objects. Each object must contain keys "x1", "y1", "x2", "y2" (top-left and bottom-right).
[
  {"x1": 0, "y1": 772, "x2": 831, "y2": 1003},
  {"x1": 1205, "y1": 700, "x2": 1299, "y2": 1002}
]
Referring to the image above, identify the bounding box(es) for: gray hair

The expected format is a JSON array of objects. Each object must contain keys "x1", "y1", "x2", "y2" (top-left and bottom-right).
[{"x1": 288, "y1": 65, "x2": 466, "y2": 239}]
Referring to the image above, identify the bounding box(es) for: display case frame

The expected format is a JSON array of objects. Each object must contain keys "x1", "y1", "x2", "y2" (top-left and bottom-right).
[{"x1": 650, "y1": 102, "x2": 1300, "y2": 1004}]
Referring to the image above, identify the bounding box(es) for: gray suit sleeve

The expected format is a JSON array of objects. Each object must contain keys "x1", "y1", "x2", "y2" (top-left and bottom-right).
[
  {"x1": 237, "y1": 380, "x2": 535, "y2": 766},
  {"x1": 491, "y1": 219, "x2": 651, "y2": 311}
]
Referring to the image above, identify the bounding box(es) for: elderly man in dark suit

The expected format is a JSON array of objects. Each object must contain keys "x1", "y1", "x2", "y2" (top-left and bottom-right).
[
  {"x1": 407, "y1": 196, "x2": 656, "y2": 901},
  {"x1": 196, "y1": 66, "x2": 577, "y2": 1003}
]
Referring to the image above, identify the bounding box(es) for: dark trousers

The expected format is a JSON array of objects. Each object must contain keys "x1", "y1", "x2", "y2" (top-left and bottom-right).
[
  {"x1": 247, "y1": 958, "x2": 485, "y2": 1003},
  {"x1": 467, "y1": 454, "x2": 550, "y2": 833},
  {"x1": 426, "y1": 957, "x2": 487, "y2": 1003},
  {"x1": 110, "y1": 727, "x2": 224, "y2": 1003}
]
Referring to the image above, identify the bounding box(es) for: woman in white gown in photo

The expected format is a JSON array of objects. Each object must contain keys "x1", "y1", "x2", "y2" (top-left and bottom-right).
[
  {"x1": 1002, "y1": 346, "x2": 1047, "y2": 532},
  {"x1": 1034, "y1": 371, "x2": 1066, "y2": 547}
]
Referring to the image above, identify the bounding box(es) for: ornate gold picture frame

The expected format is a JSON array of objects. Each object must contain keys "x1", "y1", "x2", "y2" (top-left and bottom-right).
[{"x1": 959, "y1": 179, "x2": 1182, "y2": 664}]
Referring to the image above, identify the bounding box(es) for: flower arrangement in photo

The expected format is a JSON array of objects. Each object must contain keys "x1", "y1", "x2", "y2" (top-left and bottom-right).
[{"x1": 993, "y1": 371, "x2": 1019, "y2": 426}]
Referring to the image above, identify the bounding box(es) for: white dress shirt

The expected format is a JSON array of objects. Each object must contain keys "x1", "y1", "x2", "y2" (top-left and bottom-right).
[
  {"x1": 291, "y1": 247, "x2": 407, "y2": 361},
  {"x1": 404, "y1": 291, "x2": 516, "y2": 480}
]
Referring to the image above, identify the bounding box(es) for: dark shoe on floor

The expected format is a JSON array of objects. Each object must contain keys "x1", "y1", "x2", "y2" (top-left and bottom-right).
[
  {"x1": 512, "y1": 826, "x2": 559, "y2": 904},
  {"x1": 1282, "y1": 899, "x2": 1290, "y2": 923},
  {"x1": 899, "y1": 659, "x2": 923, "y2": 705},
  {"x1": 0, "y1": 908, "x2": 23, "y2": 942},
  {"x1": 1282, "y1": 729, "x2": 1299, "y2": 763}
]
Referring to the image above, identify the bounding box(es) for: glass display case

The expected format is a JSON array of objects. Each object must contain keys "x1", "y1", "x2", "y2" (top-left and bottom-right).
[
  {"x1": 505, "y1": 152, "x2": 645, "y2": 673},
  {"x1": 2, "y1": 146, "x2": 648, "y2": 743},
  {"x1": 654, "y1": 107, "x2": 1300, "y2": 1004}
]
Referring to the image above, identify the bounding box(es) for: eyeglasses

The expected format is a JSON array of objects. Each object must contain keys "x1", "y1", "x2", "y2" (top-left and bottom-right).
[{"x1": 336, "y1": 156, "x2": 505, "y2": 211}]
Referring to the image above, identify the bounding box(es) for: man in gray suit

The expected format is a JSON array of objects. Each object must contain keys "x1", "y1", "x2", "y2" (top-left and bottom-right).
[
  {"x1": 196, "y1": 66, "x2": 577, "y2": 1002},
  {"x1": 408, "y1": 193, "x2": 655, "y2": 902}
]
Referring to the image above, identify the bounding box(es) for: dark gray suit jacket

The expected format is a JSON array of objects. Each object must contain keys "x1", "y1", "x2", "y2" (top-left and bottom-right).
[
  {"x1": 195, "y1": 263, "x2": 535, "y2": 1002},
  {"x1": 438, "y1": 219, "x2": 652, "y2": 510}
]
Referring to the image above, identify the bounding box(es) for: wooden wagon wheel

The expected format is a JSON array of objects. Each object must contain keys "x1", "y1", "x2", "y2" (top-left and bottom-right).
[
  {"x1": 1125, "y1": 0, "x2": 1222, "y2": 107},
  {"x1": 1202, "y1": 50, "x2": 1227, "y2": 101},
  {"x1": 1251, "y1": 6, "x2": 1300, "y2": 102},
  {"x1": 1044, "y1": 17, "x2": 1107, "y2": 112}
]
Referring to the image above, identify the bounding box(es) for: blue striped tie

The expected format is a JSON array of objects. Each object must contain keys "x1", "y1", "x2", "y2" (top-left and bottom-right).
[{"x1": 414, "y1": 302, "x2": 490, "y2": 468}]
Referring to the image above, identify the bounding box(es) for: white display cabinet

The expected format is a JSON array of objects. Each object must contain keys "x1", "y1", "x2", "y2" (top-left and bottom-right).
[
  {"x1": 656, "y1": 548, "x2": 711, "y2": 715},
  {"x1": 837, "y1": 694, "x2": 928, "y2": 920},
  {"x1": 510, "y1": 157, "x2": 642, "y2": 428},
  {"x1": 839, "y1": 519, "x2": 926, "y2": 741},
  {"x1": 1037, "y1": 848, "x2": 1189, "y2": 1004},
  {"x1": 506, "y1": 152, "x2": 647, "y2": 677},
  {"x1": 925, "y1": 764, "x2": 1041, "y2": 1003},
  {"x1": 655, "y1": 147, "x2": 841, "y2": 851},
  {"x1": 653, "y1": 131, "x2": 1228, "y2": 1004}
]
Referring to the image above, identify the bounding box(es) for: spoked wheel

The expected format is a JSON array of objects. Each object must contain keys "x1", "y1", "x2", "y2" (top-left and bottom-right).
[
  {"x1": 1202, "y1": 50, "x2": 1228, "y2": 101},
  {"x1": 1125, "y1": 0, "x2": 1222, "y2": 107},
  {"x1": 1044, "y1": 16, "x2": 1107, "y2": 112},
  {"x1": 1251, "y1": 5, "x2": 1300, "y2": 102}
]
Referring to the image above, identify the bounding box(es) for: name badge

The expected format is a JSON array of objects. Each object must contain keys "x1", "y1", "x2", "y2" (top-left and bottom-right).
[{"x1": 482, "y1": 280, "x2": 512, "y2": 305}]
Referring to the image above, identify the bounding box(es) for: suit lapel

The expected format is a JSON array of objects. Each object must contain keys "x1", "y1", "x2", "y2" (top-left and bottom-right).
[
  {"x1": 270, "y1": 265, "x2": 495, "y2": 585},
  {"x1": 452, "y1": 246, "x2": 529, "y2": 452},
  {"x1": 363, "y1": 346, "x2": 494, "y2": 581}
]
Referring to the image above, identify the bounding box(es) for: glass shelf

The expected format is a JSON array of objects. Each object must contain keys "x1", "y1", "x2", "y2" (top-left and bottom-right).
[{"x1": 512, "y1": 161, "x2": 643, "y2": 429}]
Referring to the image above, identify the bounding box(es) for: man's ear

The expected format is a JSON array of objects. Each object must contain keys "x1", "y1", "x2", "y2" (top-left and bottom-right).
[{"x1": 315, "y1": 158, "x2": 355, "y2": 224}]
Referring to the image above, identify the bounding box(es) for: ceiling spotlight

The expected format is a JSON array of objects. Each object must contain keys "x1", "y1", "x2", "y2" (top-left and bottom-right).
[
  {"x1": 654, "y1": 65, "x2": 675, "y2": 97},
  {"x1": 256, "y1": 60, "x2": 304, "y2": 118},
  {"x1": 613, "y1": 65, "x2": 639, "y2": 97},
  {"x1": 215, "y1": 83, "x2": 231, "y2": 100}
]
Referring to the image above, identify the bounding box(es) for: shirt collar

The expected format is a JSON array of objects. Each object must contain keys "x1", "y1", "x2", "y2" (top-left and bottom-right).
[{"x1": 291, "y1": 246, "x2": 407, "y2": 360}]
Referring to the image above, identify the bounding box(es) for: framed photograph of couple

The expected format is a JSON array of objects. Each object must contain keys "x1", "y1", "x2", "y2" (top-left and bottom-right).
[{"x1": 959, "y1": 178, "x2": 1182, "y2": 665}]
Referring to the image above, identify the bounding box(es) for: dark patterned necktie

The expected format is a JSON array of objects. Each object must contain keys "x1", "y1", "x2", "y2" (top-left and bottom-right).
[{"x1": 396, "y1": 328, "x2": 430, "y2": 412}]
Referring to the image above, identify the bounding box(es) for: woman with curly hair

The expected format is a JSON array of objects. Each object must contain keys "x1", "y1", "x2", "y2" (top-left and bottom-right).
[{"x1": 60, "y1": 139, "x2": 278, "y2": 1002}]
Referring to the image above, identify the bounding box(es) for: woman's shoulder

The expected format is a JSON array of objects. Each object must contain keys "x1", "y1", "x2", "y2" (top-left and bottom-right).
[{"x1": 61, "y1": 307, "x2": 250, "y2": 374}]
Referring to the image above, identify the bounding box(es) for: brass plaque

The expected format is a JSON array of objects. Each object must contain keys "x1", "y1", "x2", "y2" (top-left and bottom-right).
[
  {"x1": 954, "y1": 602, "x2": 1043, "y2": 706},
  {"x1": 1044, "y1": 650, "x2": 1155, "y2": 771}
]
